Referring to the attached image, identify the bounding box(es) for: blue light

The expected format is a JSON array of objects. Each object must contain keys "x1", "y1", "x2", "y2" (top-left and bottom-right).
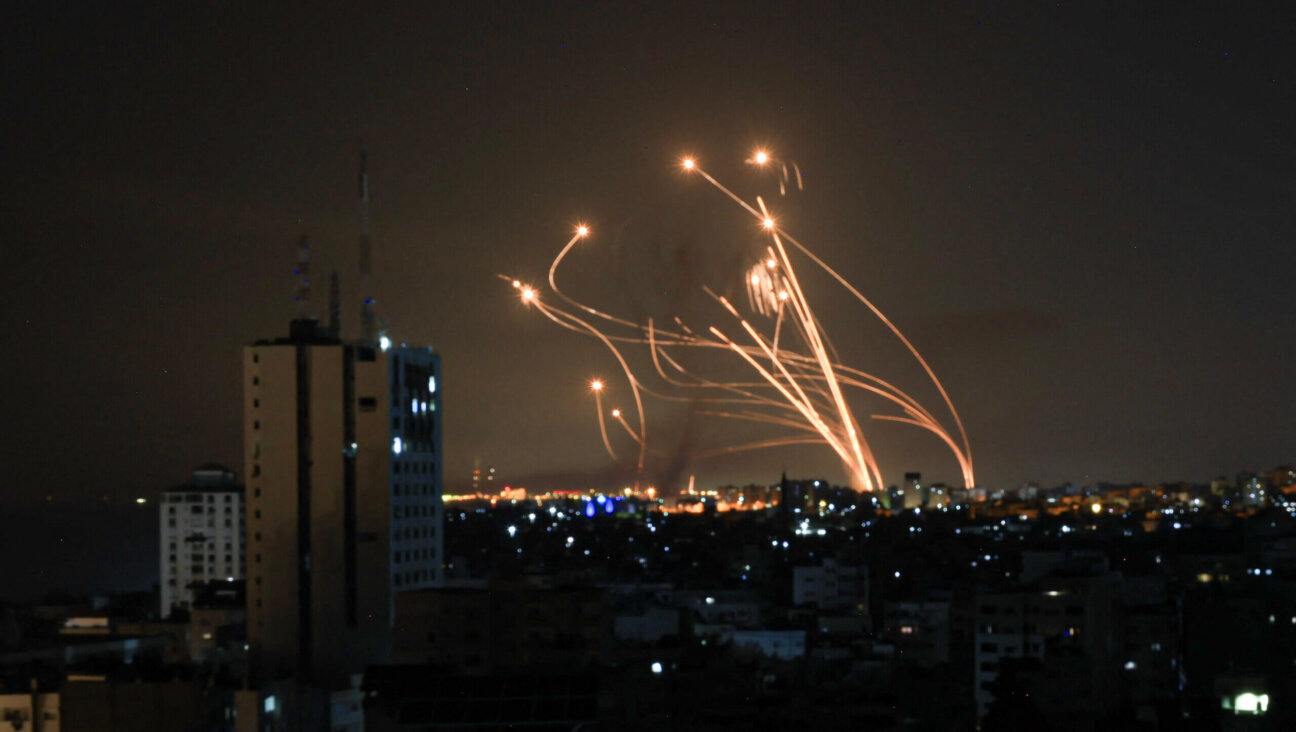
[
  {"x1": 595, "y1": 495, "x2": 607, "y2": 505},
  {"x1": 604, "y1": 500, "x2": 615, "y2": 515},
  {"x1": 584, "y1": 501, "x2": 597, "y2": 518}
]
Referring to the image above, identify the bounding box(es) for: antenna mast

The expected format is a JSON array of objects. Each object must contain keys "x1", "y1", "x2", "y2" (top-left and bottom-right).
[
  {"x1": 294, "y1": 234, "x2": 311, "y2": 317},
  {"x1": 358, "y1": 151, "x2": 377, "y2": 343}
]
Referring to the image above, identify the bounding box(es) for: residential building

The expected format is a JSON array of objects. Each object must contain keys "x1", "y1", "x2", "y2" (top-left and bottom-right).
[
  {"x1": 158, "y1": 465, "x2": 245, "y2": 616},
  {"x1": 793, "y1": 558, "x2": 868, "y2": 612}
]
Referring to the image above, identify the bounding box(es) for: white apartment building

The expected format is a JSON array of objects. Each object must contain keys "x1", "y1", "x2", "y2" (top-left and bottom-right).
[{"x1": 159, "y1": 465, "x2": 245, "y2": 615}]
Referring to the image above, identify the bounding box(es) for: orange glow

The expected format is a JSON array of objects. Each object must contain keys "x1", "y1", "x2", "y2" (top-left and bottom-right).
[
  {"x1": 682, "y1": 157, "x2": 695, "y2": 170},
  {"x1": 611, "y1": 408, "x2": 621, "y2": 418},
  {"x1": 521, "y1": 287, "x2": 535, "y2": 301},
  {"x1": 754, "y1": 151, "x2": 769, "y2": 164},
  {"x1": 576, "y1": 225, "x2": 589, "y2": 237},
  {"x1": 590, "y1": 379, "x2": 603, "y2": 391},
  {"x1": 762, "y1": 218, "x2": 775, "y2": 229}
]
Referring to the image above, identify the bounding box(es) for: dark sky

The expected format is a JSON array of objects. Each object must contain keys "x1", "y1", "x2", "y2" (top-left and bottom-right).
[{"x1": 4, "y1": 2, "x2": 1293, "y2": 500}]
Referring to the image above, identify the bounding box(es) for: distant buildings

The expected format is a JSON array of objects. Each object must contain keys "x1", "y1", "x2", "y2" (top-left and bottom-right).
[
  {"x1": 243, "y1": 318, "x2": 443, "y2": 687},
  {"x1": 158, "y1": 464, "x2": 245, "y2": 615}
]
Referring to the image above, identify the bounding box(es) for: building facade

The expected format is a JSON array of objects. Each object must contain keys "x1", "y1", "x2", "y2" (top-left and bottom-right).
[
  {"x1": 792, "y1": 558, "x2": 868, "y2": 612},
  {"x1": 244, "y1": 318, "x2": 442, "y2": 687},
  {"x1": 159, "y1": 465, "x2": 245, "y2": 615}
]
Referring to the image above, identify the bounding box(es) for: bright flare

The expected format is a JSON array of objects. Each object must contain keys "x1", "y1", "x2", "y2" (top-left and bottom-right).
[
  {"x1": 611, "y1": 408, "x2": 621, "y2": 418},
  {"x1": 576, "y1": 225, "x2": 589, "y2": 237},
  {"x1": 682, "y1": 158, "x2": 695, "y2": 170},
  {"x1": 754, "y1": 151, "x2": 769, "y2": 164},
  {"x1": 762, "y1": 218, "x2": 775, "y2": 229},
  {"x1": 590, "y1": 379, "x2": 603, "y2": 391},
  {"x1": 521, "y1": 287, "x2": 535, "y2": 301}
]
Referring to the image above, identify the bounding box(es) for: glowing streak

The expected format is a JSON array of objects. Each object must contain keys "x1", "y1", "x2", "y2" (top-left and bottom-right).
[
  {"x1": 591, "y1": 383, "x2": 617, "y2": 460},
  {"x1": 521, "y1": 291, "x2": 648, "y2": 478},
  {"x1": 506, "y1": 153, "x2": 974, "y2": 492},
  {"x1": 777, "y1": 228, "x2": 974, "y2": 487},
  {"x1": 611, "y1": 409, "x2": 642, "y2": 444},
  {"x1": 694, "y1": 160, "x2": 972, "y2": 488},
  {"x1": 757, "y1": 194, "x2": 875, "y2": 491}
]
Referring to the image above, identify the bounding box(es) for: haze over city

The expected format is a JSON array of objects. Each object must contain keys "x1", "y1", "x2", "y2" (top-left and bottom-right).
[{"x1": 5, "y1": 2, "x2": 1293, "y2": 504}]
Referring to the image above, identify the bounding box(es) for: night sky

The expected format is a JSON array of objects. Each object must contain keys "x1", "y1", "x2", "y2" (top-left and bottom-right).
[{"x1": 5, "y1": 2, "x2": 1294, "y2": 502}]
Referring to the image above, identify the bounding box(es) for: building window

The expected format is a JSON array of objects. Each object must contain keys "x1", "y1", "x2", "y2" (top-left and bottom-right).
[
  {"x1": 252, "y1": 376, "x2": 259, "y2": 385},
  {"x1": 253, "y1": 420, "x2": 260, "y2": 430}
]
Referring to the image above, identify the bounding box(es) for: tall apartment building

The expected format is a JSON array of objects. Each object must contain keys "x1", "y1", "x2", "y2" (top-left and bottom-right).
[
  {"x1": 159, "y1": 465, "x2": 246, "y2": 616},
  {"x1": 244, "y1": 318, "x2": 442, "y2": 687}
]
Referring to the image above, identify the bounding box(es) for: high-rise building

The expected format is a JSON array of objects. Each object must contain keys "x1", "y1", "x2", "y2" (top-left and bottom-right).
[
  {"x1": 159, "y1": 465, "x2": 246, "y2": 616},
  {"x1": 244, "y1": 318, "x2": 442, "y2": 686}
]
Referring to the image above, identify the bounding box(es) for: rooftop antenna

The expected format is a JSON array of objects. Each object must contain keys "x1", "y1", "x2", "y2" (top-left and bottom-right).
[
  {"x1": 328, "y1": 270, "x2": 341, "y2": 337},
  {"x1": 358, "y1": 150, "x2": 377, "y2": 344},
  {"x1": 294, "y1": 234, "x2": 311, "y2": 318}
]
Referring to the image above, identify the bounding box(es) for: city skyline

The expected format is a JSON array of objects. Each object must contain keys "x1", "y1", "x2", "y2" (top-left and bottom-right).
[{"x1": 4, "y1": 3, "x2": 1294, "y2": 500}]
